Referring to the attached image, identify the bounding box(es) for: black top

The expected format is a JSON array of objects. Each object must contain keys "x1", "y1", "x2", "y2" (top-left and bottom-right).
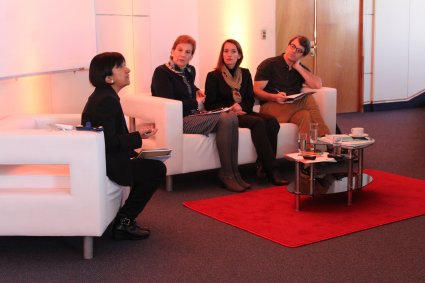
[
  {"x1": 254, "y1": 53, "x2": 309, "y2": 99},
  {"x1": 151, "y1": 64, "x2": 199, "y2": 117},
  {"x1": 81, "y1": 86, "x2": 142, "y2": 183},
  {"x1": 204, "y1": 67, "x2": 255, "y2": 113}
]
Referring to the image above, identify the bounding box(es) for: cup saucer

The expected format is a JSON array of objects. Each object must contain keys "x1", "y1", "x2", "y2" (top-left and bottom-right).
[{"x1": 349, "y1": 133, "x2": 369, "y2": 138}]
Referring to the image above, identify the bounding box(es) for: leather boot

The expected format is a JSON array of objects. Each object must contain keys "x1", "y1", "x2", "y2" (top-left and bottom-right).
[
  {"x1": 112, "y1": 214, "x2": 150, "y2": 240},
  {"x1": 234, "y1": 173, "x2": 251, "y2": 189},
  {"x1": 267, "y1": 169, "x2": 289, "y2": 186},
  {"x1": 218, "y1": 173, "x2": 246, "y2": 192}
]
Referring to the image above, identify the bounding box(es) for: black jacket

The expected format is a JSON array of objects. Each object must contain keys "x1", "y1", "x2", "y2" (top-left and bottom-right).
[
  {"x1": 81, "y1": 86, "x2": 142, "y2": 184},
  {"x1": 204, "y1": 67, "x2": 255, "y2": 113},
  {"x1": 151, "y1": 64, "x2": 199, "y2": 117}
]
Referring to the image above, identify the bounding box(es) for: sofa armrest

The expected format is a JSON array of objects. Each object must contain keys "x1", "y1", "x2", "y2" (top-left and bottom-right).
[
  {"x1": 303, "y1": 87, "x2": 337, "y2": 134},
  {"x1": 0, "y1": 129, "x2": 111, "y2": 235},
  {"x1": 121, "y1": 93, "x2": 184, "y2": 175}
]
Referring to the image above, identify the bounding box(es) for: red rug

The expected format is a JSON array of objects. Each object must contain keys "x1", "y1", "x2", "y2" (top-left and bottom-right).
[{"x1": 183, "y1": 169, "x2": 425, "y2": 247}]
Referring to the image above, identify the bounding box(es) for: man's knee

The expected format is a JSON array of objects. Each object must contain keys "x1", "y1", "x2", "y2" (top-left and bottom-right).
[{"x1": 290, "y1": 110, "x2": 311, "y2": 124}]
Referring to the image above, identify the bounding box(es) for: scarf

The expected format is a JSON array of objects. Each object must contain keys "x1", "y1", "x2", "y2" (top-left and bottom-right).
[
  {"x1": 221, "y1": 65, "x2": 242, "y2": 103},
  {"x1": 166, "y1": 61, "x2": 193, "y2": 96}
]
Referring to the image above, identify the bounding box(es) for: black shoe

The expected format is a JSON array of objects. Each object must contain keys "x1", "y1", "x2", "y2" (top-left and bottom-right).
[
  {"x1": 112, "y1": 214, "x2": 150, "y2": 240},
  {"x1": 255, "y1": 162, "x2": 266, "y2": 179},
  {"x1": 267, "y1": 169, "x2": 289, "y2": 186}
]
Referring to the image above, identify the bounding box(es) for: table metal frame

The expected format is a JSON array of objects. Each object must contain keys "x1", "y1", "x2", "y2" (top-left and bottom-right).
[{"x1": 292, "y1": 138, "x2": 374, "y2": 211}]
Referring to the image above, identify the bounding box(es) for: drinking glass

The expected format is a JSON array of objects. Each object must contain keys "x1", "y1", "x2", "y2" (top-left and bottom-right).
[
  {"x1": 297, "y1": 133, "x2": 307, "y2": 154},
  {"x1": 309, "y1": 122, "x2": 318, "y2": 144},
  {"x1": 332, "y1": 136, "x2": 342, "y2": 156}
]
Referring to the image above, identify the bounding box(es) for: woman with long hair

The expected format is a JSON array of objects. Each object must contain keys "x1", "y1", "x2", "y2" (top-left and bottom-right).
[{"x1": 204, "y1": 39, "x2": 287, "y2": 185}]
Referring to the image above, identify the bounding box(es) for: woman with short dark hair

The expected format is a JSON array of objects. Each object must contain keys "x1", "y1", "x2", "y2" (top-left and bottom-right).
[{"x1": 82, "y1": 52, "x2": 166, "y2": 240}]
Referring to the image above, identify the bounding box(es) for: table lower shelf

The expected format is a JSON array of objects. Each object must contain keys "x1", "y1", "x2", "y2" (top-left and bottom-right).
[{"x1": 287, "y1": 173, "x2": 373, "y2": 195}]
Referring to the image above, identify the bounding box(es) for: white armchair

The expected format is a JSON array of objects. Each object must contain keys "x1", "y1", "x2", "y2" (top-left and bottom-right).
[
  {"x1": 121, "y1": 87, "x2": 337, "y2": 191},
  {"x1": 0, "y1": 114, "x2": 126, "y2": 259}
]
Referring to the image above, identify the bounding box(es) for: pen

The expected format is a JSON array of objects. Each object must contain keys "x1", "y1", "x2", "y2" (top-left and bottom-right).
[{"x1": 275, "y1": 88, "x2": 286, "y2": 96}]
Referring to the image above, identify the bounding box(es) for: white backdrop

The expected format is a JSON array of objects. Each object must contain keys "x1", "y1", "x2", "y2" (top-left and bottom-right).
[{"x1": 0, "y1": 0, "x2": 96, "y2": 78}]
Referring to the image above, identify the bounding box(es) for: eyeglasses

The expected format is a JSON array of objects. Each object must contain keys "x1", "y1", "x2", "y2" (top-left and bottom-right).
[{"x1": 288, "y1": 43, "x2": 305, "y2": 54}]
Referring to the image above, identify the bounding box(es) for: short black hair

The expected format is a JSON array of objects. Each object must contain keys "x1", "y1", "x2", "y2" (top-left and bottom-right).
[
  {"x1": 89, "y1": 52, "x2": 125, "y2": 87},
  {"x1": 288, "y1": 35, "x2": 311, "y2": 56}
]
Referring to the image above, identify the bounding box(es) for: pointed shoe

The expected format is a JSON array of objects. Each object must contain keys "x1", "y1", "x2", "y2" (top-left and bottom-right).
[
  {"x1": 267, "y1": 169, "x2": 289, "y2": 186},
  {"x1": 234, "y1": 173, "x2": 251, "y2": 189},
  {"x1": 218, "y1": 175, "x2": 246, "y2": 192}
]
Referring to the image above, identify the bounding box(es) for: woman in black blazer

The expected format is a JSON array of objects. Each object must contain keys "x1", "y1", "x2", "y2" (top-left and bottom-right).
[
  {"x1": 82, "y1": 52, "x2": 166, "y2": 240},
  {"x1": 204, "y1": 39, "x2": 287, "y2": 186}
]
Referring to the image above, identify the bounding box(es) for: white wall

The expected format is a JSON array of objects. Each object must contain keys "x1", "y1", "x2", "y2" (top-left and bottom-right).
[
  {"x1": 363, "y1": 0, "x2": 425, "y2": 104},
  {"x1": 0, "y1": 67, "x2": 92, "y2": 118},
  {"x1": 1, "y1": 0, "x2": 423, "y2": 118},
  {"x1": 0, "y1": 0, "x2": 96, "y2": 117},
  {"x1": 0, "y1": 0, "x2": 96, "y2": 78},
  {"x1": 149, "y1": 0, "x2": 199, "y2": 86},
  {"x1": 197, "y1": 0, "x2": 275, "y2": 89},
  {"x1": 407, "y1": 0, "x2": 425, "y2": 96},
  {"x1": 0, "y1": 0, "x2": 275, "y2": 118},
  {"x1": 362, "y1": 0, "x2": 373, "y2": 105}
]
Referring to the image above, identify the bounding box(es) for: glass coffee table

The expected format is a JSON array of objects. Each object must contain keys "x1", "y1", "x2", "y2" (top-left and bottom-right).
[{"x1": 284, "y1": 135, "x2": 375, "y2": 211}]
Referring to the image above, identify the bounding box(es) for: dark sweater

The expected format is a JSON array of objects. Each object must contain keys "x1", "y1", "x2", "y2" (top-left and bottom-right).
[
  {"x1": 204, "y1": 67, "x2": 255, "y2": 113},
  {"x1": 151, "y1": 64, "x2": 199, "y2": 117}
]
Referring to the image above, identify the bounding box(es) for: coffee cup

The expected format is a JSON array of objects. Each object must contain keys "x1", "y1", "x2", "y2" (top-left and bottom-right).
[{"x1": 351, "y1": 127, "x2": 364, "y2": 136}]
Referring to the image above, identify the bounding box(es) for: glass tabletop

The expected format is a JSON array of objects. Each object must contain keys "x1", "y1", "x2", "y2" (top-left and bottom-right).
[
  {"x1": 317, "y1": 135, "x2": 375, "y2": 149},
  {"x1": 287, "y1": 172, "x2": 373, "y2": 195}
]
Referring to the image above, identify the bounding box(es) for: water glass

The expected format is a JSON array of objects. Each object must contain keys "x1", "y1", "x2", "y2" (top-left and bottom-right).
[
  {"x1": 332, "y1": 136, "x2": 342, "y2": 156},
  {"x1": 310, "y1": 122, "x2": 318, "y2": 144},
  {"x1": 297, "y1": 133, "x2": 307, "y2": 154}
]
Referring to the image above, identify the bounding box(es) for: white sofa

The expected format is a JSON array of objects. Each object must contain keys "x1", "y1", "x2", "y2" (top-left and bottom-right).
[
  {"x1": 121, "y1": 87, "x2": 337, "y2": 191},
  {"x1": 0, "y1": 114, "x2": 127, "y2": 259}
]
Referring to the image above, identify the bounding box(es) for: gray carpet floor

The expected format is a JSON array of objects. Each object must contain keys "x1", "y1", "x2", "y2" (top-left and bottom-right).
[{"x1": 1, "y1": 107, "x2": 424, "y2": 283}]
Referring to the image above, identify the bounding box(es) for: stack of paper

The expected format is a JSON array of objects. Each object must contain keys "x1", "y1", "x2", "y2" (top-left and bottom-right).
[{"x1": 137, "y1": 148, "x2": 172, "y2": 162}]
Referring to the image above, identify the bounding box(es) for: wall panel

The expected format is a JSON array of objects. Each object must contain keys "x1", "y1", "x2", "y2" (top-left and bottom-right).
[
  {"x1": 0, "y1": 0, "x2": 96, "y2": 78},
  {"x1": 373, "y1": 0, "x2": 409, "y2": 101},
  {"x1": 408, "y1": 0, "x2": 425, "y2": 96},
  {"x1": 95, "y1": 15, "x2": 135, "y2": 96}
]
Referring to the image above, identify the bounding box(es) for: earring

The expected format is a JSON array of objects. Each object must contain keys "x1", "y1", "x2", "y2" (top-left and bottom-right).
[{"x1": 111, "y1": 80, "x2": 114, "y2": 83}]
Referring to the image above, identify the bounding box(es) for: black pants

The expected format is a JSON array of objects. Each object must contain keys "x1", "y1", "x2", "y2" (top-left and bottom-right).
[
  {"x1": 238, "y1": 112, "x2": 280, "y2": 172},
  {"x1": 108, "y1": 158, "x2": 166, "y2": 220}
]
